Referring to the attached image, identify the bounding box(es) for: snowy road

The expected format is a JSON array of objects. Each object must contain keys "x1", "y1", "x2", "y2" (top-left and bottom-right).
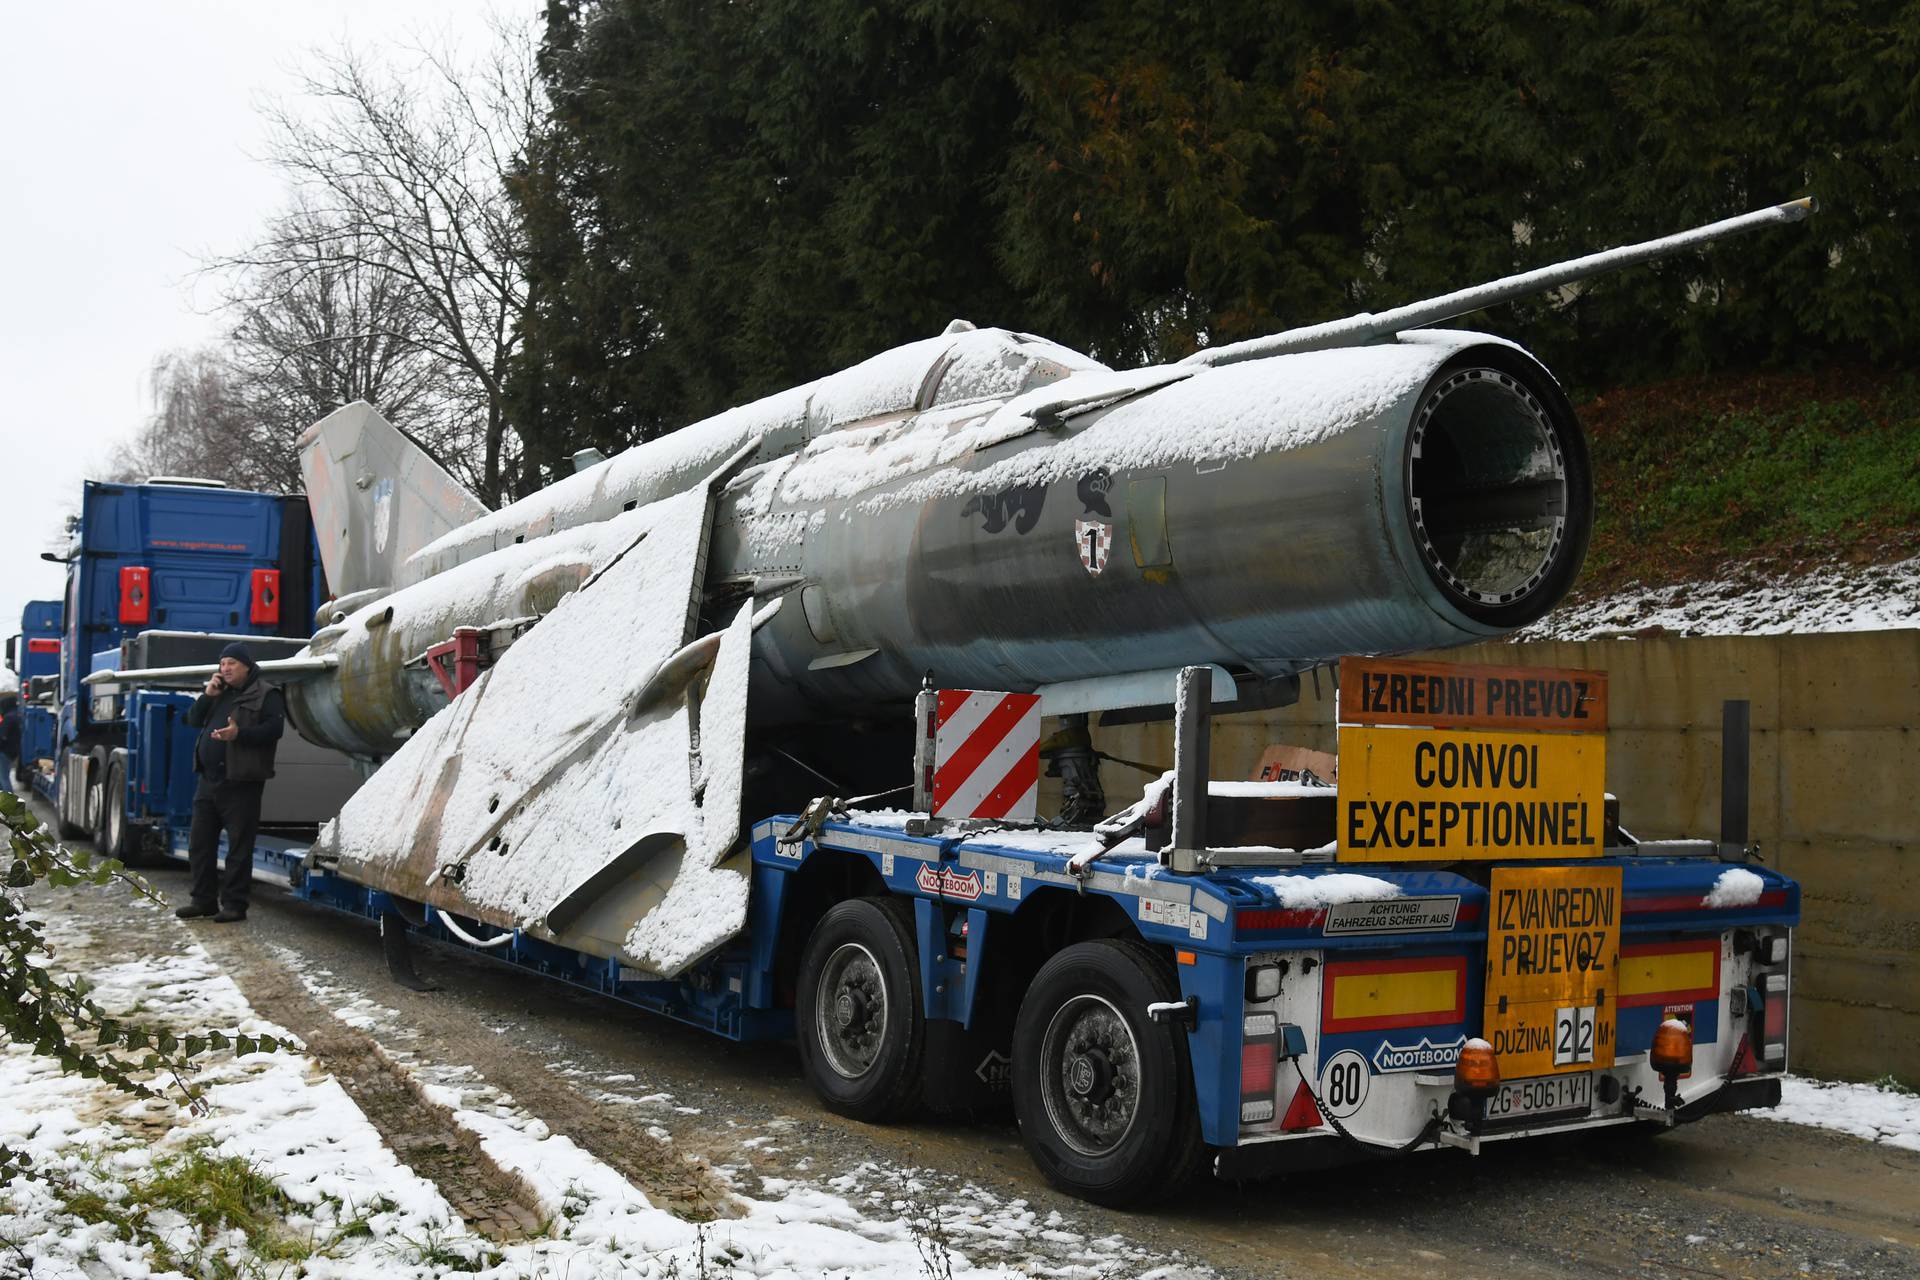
[{"x1": 10, "y1": 855, "x2": 1920, "y2": 1279}]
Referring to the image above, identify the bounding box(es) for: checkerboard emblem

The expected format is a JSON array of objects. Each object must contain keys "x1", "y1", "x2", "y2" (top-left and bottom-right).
[
  {"x1": 930, "y1": 690, "x2": 1041, "y2": 821},
  {"x1": 1075, "y1": 519, "x2": 1112, "y2": 576}
]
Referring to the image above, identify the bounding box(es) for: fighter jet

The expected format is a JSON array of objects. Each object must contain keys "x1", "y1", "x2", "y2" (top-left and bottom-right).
[{"x1": 91, "y1": 197, "x2": 1816, "y2": 976}]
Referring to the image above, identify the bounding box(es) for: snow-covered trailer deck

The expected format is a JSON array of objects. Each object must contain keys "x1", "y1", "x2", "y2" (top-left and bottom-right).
[{"x1": 288, "y1": 808, "x2": 1799, "y2": 1205}]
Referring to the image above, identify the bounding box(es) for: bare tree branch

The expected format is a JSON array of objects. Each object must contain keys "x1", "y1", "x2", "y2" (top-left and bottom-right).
[{"x1": 199, "y1": 19, "x2": 542, "y2": 504}]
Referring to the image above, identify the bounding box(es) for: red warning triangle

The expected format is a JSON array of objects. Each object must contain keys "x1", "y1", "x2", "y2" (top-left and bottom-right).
[{"x1": 1280, "y1": 1080, "x2": 1323, "y2": 1131}]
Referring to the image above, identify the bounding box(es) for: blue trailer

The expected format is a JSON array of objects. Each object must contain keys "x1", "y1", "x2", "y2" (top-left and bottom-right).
[
  {"x1": 32, "y1": 477, "x2": 350, "y2": 863},
  {"x1": 288, "y1": 660, "x2": 1801, "y2": 1206}
]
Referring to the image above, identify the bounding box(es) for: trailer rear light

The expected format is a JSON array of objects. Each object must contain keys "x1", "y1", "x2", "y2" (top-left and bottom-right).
[
  {"x1": 1240, "y1": 1012, "x2": 1279, "y2": 1123},
  {"x1": 250, "y1": 569, "x2": 281, "y2": 625},
  {"x1": 1454, "y1": 1038, "x2": 1499, "y2": 1096},
  {"x1": 1761, "y1": 934, "x2": 1788, "y2": 966},
  {"x1": 27, "y1": 639, "x2": 59, "y2": 654},
  {"x1": 1246, "y1": 962, "x2": 1282, "y2": 1001},
  {"x1": 1759, "y1": 972, "x2": 1788, "y2": 1065},
  {"x1": 118, "y1": 567, "x2": 151, "y2": 625}
]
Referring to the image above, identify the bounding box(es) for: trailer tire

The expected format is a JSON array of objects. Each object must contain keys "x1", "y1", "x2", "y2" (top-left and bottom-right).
[
  {"x1": 1011, "y1": 939, "x2": 1205, "y2": 1207},
  {"x1": 796, "y1": 896, "x2": 925, "y2": 1123}
]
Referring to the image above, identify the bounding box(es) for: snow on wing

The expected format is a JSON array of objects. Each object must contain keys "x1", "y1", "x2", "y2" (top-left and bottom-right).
[{"x1": 322, "y1": 485, "x2": 756, "y2": 975}]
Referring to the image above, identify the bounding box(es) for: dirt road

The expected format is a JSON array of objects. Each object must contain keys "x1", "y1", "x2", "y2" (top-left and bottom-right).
[{"x1": 30, "y1": 856, "x2": 1919, "y2": 1280}]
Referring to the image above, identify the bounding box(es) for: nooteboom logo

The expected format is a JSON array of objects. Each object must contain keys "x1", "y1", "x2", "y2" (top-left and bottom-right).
[
  {"x1": 1371, "y1": 1035, "x2": 1466, "y2": 1073},
  {"x1": 915, "y1": 864, "x2": 983, "y2": 901}
]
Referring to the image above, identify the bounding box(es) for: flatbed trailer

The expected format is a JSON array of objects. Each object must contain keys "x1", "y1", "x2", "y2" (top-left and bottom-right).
[
  {"x1": 290, "y1": 789, "x2": 1798, "y2": 1204},
  {"x1": 165, "y1": 821, "x2": 314, "y2": 891}
]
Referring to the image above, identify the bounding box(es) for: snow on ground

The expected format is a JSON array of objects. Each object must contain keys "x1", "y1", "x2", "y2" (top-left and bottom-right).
[
  {"x1": 1753, "y1": 1076, "x2": 1920, "y2": 1153},
  {"x1": 279, "y1": 968, "x2": 1210, "y2": 1280},
  {"x1": 4, "y1": 908, "x2": 1190, "y2": 1279},
  {"x1": 14, "y1": 900, "x2": 1914, "y2": 1279},
  {"x1": 1520, "y1": 555, "x2": 1920, "y2": 640},
  {"x1": 0, "y1": 913, "x2": 472, "y2": 1278}
]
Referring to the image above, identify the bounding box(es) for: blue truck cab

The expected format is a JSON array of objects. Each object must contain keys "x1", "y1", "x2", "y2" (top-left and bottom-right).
[
  {"x1": 4, "y1": 599, "x2": 62, "y2": 789},
  {"x1": 42, "y1": 477, "x2": 325, "y2": 859}
]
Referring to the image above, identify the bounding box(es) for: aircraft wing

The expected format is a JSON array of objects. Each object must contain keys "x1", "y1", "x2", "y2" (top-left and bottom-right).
[{"x1": 311, "y1": 474, "x2": 766, "y2": 977}]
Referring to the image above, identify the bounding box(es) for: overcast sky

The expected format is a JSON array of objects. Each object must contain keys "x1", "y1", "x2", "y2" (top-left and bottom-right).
[{"x1": 0, "y1": 0, "x2": 516, "y2": 652}]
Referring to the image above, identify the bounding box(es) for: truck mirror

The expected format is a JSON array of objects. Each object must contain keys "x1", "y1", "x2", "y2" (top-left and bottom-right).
[{"x1": 4, "y1": 635, "x2": 15, "y2": 672}]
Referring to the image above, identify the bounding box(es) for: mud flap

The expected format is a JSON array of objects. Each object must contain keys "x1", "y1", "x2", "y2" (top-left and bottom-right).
[
  {"x1": 380, "y1": 911, "x2": 439, "y2": 992},
  {"x1": 920, "y1": 1017, "x2": 1015, "y2": 1118}
]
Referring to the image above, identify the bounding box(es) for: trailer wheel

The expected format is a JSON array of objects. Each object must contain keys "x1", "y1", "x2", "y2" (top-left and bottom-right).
[
  {"x1": 796, "y1": 897, "x2": 925, "y2": 1122},
  {"x1": 1011, "y1": 939, "x2": 1204, "y2": 1207}
]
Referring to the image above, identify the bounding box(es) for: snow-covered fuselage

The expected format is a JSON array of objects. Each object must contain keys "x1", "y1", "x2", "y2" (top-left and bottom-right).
[{"x1": 286, "y1": 324, "x2": 1589, "y2": 759}]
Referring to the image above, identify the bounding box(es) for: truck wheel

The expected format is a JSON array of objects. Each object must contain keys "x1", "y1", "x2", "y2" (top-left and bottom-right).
[
  {"x1": 54, "y1": 758, "x2": 87, "y2": 841},
  {"x1": 87, "y1": 753, "x2": 111, "y2": 851},
  {"x1": 100, "y1": 761, "x2": 136, "y2": 865},
  {"x1": 795, "y1": 897, "x2": 925, "y2": 1122},
  {"x1": 1011, "y1": 939, "x2": 1205, "y2": 1207}
]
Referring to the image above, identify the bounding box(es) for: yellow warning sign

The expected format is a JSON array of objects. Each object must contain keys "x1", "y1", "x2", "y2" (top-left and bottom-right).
[
  {"x1": 1336, "y1": 725, "x2": 1606, "y2": 862},
  {"x1": 1484, "y1": 865, "x2": 1621, "y2": 1077}
]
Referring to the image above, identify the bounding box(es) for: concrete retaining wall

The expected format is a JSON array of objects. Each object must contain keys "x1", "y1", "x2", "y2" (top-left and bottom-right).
[{"x1": 1049, "y1": 630, "x2": 1920, "y2": 1082}]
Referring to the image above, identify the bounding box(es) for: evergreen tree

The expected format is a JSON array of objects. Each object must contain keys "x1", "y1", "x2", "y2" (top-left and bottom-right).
[{"x1": 508, "y1": 0, "x2": 1919, "y2": 470}]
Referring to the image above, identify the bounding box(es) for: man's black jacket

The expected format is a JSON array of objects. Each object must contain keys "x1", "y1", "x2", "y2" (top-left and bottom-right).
[{"x1": 188, "y1": 675, "x2": 285, "y2": 783}]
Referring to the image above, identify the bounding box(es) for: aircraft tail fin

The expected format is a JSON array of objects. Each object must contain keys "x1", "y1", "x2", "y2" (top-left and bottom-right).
[{"x1": 298, "y1": 402, "x2": 490, "y2": 598}]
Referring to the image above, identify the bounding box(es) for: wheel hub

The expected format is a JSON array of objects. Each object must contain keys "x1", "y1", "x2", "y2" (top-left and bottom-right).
[
  {"x1": 816, "y1": 941, "x2": 889, "y2": 1080},
  {"x1": 835, "y1": 989, "x2": 867, "y2": 1032},
  {"x1": 1066, "y1": 1048, "x2": 1114, "y2": 1103},
  {"x1": 1040, "y1": 994, "x2": 1142, "y2": 1156}
]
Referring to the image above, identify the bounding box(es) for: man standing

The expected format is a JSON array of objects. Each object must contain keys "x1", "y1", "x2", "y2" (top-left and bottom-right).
[{"x1": 176, "y1": 642, "x2": 284, "y2": 923}]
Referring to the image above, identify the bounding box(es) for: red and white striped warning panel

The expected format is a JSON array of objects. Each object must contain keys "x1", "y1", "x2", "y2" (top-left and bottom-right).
[{"x1": 931, "y1": 689, "x2": 1041, "y2": 821}]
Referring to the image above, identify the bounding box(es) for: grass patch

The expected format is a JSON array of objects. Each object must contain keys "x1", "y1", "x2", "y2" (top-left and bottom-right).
[
  {"x1": 52, "y1": 1140, "x2": 318, "y2": 1274},
  {"x1": 395, "y1": 1223, "x2": 503, "y2": 1270},
  {"x1": 1575, "y1": 366, "x2": 1920, "y2": 595}
]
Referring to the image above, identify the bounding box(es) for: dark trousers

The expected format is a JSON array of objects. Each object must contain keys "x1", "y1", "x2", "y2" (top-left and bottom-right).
[{"x1": 188, "y1": 779, "x2": 264, "y2": 911}]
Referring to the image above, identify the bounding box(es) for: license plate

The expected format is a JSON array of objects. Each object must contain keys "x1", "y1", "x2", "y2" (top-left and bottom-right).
[{"x1": 1484, "y1": 1072, "x2": 1592, "y2": 1123}]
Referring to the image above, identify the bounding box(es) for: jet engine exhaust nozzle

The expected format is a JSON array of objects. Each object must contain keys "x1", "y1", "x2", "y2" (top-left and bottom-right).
[{"x1": 1405, "y1": 360, "x2": 1589, "y2": 631}]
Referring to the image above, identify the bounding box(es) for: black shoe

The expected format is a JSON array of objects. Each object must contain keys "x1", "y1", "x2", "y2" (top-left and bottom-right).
[
  {"x1": 175, "y1": 902, "x2": 217, "y2": 919},
  {"x1": 213, "y1": 908, "x2": 248, "y2": 924}
]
